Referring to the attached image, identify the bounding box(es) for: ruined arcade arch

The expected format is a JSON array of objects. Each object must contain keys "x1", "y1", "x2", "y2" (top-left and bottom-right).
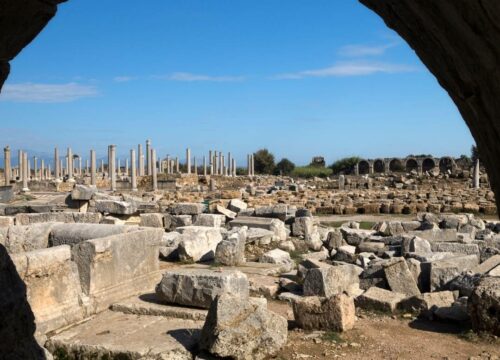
[
  {"x1": 389, "y1": 158, "x2": 404, "y2": 173},
  {"x1": 373, "y1": 159, "x2": 385, "y2": 173},
  {"x1": 439, "y1": 157, "x2": 455, "y2": 174},
  {"x1": 405, "y1": 158, "x2": 418, "y2": 172},
  {"x1": 422, "y1": 158, "x2": 436, "y2": 173},
  {"x1": 358, "y1": 160, "x2": 370, "y2": 175}
]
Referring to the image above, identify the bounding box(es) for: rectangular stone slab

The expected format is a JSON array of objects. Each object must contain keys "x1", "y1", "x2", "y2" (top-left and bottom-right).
[{"x1": 155, "y1": 269, "x2": 249, "y2": 309}]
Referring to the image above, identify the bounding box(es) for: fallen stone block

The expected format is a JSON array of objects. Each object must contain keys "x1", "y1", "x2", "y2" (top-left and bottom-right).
[
  {"x1": 408, "y1": 228, "x2": 457, "y2": 242},
  {"x1": 156, "y1": 269, "x2": 249, "y2": 309},
  {"x1": 15, "y1": 212, "x2": 102, "y2": 225},
  {"x1": 194, "y1": 214, "x2": 226, "y2": 228},
  {"x1": 200, "y1": 294, "x2": 287, "y2": 360},
  {"x1": 398, "y1": 291, "x2": 455, "y2": 318},
  {"x1": 246, "y1": 227, "x2": 276, "y2": 245},
  {"x1": 469, "y1": 276, "x2": 500, "y2": 336},
  {"x1": 171, "y1": 202, "x2": 205, "y2": 215},
  {"x1": 259, "y1": 248, "x2": 294, "y2": 272},
  {"x1": 254, "y1": 204, "x2": 289, "y2": 221},
  {"x1": 215, "y1": 227, "x2": 246, "y2": 266},
  {"x1": 5, "y1": 223, "x2": 55, "y2": 254},
  {"x1": 303, "y1": 265, "x2": 360, "y2": 297},
  {"x1": 340, "y1": 227, "x2": 374, "y2": 246},
  {"x1": 159, "y1": 232, "x2": 181, "y2": 260},
  {"x1": 432, "y1": 242, "x2": 480, "y2": 256},
  {"x1": 429, "y1": 255, "x2": 480, "y2": 291},
  {"x1": 228, "y1": 199, "x2": 247, "y2": 213},
  {"x1": 355, "y1": 287, "x2": 406, "y2": 313},
  {"x1": 434, "y1": 297, "x2": 469, "y2": 322},
  {"x1": 177, "y1": 226, "x2": 223, "y2": 262},
  {"x1": 71, "y1": 184, "x2": 97, "y2": 200},
  {"x1": 215, "y1": 205, "x2": 237, "y2": 219},
  {"x1": 139, "y1": 213, "x2": 164, "y2": 228},
  {"x1": 292, "y1": 294, "x2": 355, "y2": 331},
  {"x1": 95, "y1": 200, "x2": 137, "y2": 215},
  {"x1": 401, "y1": 236, "x2": 432, "y2": 256},
  {"x1": 230, "y1": 216, "x2": 287, "y2": 241},
  {"x1": 49, "y1": 223, "x2": 135, "y2": 247},
  {"x1": 383, "y1": 258, "x2": 421, "y2": 297},
  {"x1": 292, "y1": 217, "x2": 314, "y2": 237}
]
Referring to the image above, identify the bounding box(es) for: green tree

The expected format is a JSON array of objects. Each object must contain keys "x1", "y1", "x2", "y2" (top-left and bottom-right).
[
  {"x1": 471, "y1": 145, "x2": 481, "y2": 163},
  {"x1": 253, "y1": 149, "x2": 276, "y2": 174},
  {"x1": 330, "y1": 156, "x2": 361, "y2": 175},
  {"x1": 274, "y1": 158, "x2": 295, "y2": 175}
]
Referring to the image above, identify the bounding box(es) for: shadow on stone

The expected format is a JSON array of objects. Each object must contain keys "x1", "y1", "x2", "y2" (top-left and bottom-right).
[
  {"x1": 0, "y1": 243, "x2": 46, "y2": 359},
  {"x1": 166, "y1": 328, "x2": 201, "y2": 353}
]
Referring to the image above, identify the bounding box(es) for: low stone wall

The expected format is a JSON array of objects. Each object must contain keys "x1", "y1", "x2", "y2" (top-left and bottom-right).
[{"x1": 15, "y1": 212, "x2": 101, "y2": 225}]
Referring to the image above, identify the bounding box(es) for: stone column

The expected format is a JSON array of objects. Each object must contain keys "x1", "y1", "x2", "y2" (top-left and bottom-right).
[
  {"x1": 41, "y1": 159, "x2": 45, "y2": 180},
  {"x1": 219, "y1": 152, "x2": 224, "y2": 175},
  {"x1": 78, "y1": 157, "x2": 82, "y2": 177},
  {"x1": 100, "y1": 159, "x2": 104, "y2": 175},
  {"x1": 27, "y1": 153, "x2": 31, "y2": 179},
  {"x1": 232, "y1": 158, "x2": 236, "y2": 177},
  {"x1": 131, "y1": 149, "x2": 137, "y2": 191},
  {"x1": 247, "y1": 154, "x2": 251, "y2": 176},
  {"x1": 474, "y1": 159, "x2": 480, "y2": 189},
  {"x1": 251, "y1": 154, "x2": 255, "y2": 176},
  {"x1": 47, "y1": 164, "x2": 51, "y2": 180},
  {"x1": 339, "y1": 174, "x2": 345, "y2": 190},
  {"x1": 384, "y1": 161, "x2": 390, "y2": 174},
  {"x1": 90, "y1": 150, "x2": 96, "y2": 186},
  {"x1": 203, "y1": 156, "x2": 207, "y2": 176},
  {"x1": 227, "y1": 152, "x2": 231, "y2": 175},
  {"x1": 214, "y1": 152, "x2": 218, "y2": 175},
  {"x1": 175, "y1": 157, "x2": 179, "y2": 173},
  {"x1": 67, "y1": 147, "x2": 74, "y2": 181},
  {"x1": 107, "y1": 145, "x2": 111, "y2": 179},
  {"x1": 146, "y1": 140, "x2": 151, "y2": 176},
  {"x1": 186, "y1": 148, "x2": 191, "y2": 174},
  {"x1": 109, "y1": 145, "x2": 116, "y2": 191},
  {"x1": 117, "y1": 158, "x2": 121, "y2": 177},
  {"x1": 125, "y1": 158, "x2": 129, "y2": 177},
  {"x1": 85, "y1": 159, "x2": 89, "y2": 175},
  {"x1": 138, "y1": 144, "x2": 144, "y2": 176},
  {"x1": 54, "y1": 147, "x2": 60, "y2": 180},
  {"x1": 194, "y1": 157, "x2": 198, "y2": 175},
  {"x1": 354, "y1": 163, "x2": 359, "y2": 176},
  {"x1": 60, "y1": 159, "x2": 64, "y2": 177},
  {"x1": 3, "y1": 146, "x2": 11, "y2": 185},
  {"x1": 18, "y1": 150, "x2": 24, "y2": 182},
  {"x1": 369, "y1": 161, "x2": 374, "y2": 175},
  {"x1": 22, "y1": 152, "x2": 29, "y2": 192},
  {"x1": 417, "y1": 161, "x2": 423, "y2": 175},
  {"x1": 151, "y1": 148, "x2": 158, "y2": 191}
]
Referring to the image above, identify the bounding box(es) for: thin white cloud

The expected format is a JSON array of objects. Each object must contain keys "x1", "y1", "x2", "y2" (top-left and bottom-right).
[
  {"x1": 338, "y1": 43, "x2": 398, "y2": 57},
  {"x1": 274, "y1": 61, "x2": 418, "y2": 79},
  {"x1": 113, "y1": 76, "x2": 137, "y2": 82},
  {"x1": 160, "y1": 72, "x2": 245, "y2": 82},
  {"x1": 0, "y1": 82, "x2": 98, "y2": 103}
]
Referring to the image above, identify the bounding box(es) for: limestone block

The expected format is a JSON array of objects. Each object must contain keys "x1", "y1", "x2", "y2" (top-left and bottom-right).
[
  {"x1": 194, "y1": 214, "x2": 226, "y2": 228},
  {"x1": 303, "y1": 265, "x2": 360, "y2": 297},
  {"x1": 383, "y1": 258, "x2": 421, "y2": 297},
  {"x1": 259, "y1": 248, "x2": 293, "y2": 272},
  {"x1": 71, "y1": 184, "x2": 97, "y2": 200},
  {"x1": 200, "y1": 294, "x2": 287, "y2": 360},
  {"x1": 72, "y1": 228, "x2": 163, "y2": 313},
  {"x1": 215, "y1": 227, "x2": 246, "y2": 266},
  {"x1": 292, "y1": 294, "x2": 355, "y2": 331},
  {"x1": 171, "y1": 202, "x2": 204, "y2": 215},
  {"x1": 429, "y1": 255, "x2": 480, "y2": 291},
  {"x1": 11, "y1": 245, "x2": 86, "y2": 336},
  {"x1": 230, "y1": 216, "x2": 287, "y2": 241},
  {"x1": 49, "y1": 223, "x2": 135, "y2": 247},
  {"x1": 6, "y1": 223, "x2": 55, "y2": 254},
  {"x1": 155, "y1": 269, "x2": 249, "y2": 309},
  {"x1": 469, "y1": 277, "x2": 500, "y2": 335},
  {"x1": 228, "y1": 199, "x2": 247, "y2": 213},
  {"x1": 139, "y1": 213, "x2": 164, "y2": 228},
  {"x1": 95, "y1": 200, "x2": 137, "y2": 215},
  {"x1": 177, "y1": 226, "x2": 223, "y2": 262},
  {"x1": 355, "y1": 287, "x2": 406, "y2": 313}
]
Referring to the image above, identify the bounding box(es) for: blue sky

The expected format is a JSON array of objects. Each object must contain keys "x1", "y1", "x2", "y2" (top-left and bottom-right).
[{"x1": 0, "y1": 0, "x2": 474, "y2": 166}]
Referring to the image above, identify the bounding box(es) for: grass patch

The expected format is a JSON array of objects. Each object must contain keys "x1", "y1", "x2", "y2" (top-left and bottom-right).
[
  {"x1": 457, "y1": 329, "x2": 499, "y2": 343},
  {"x1": 289, "y1": 250, "x2": 305, "y2": 265},
  {"x1": 322, "y1": 331, "x2": 345, "y2": 343},
  {"x1": 291, "y1": 166, "x2": 333, "y2": 179}
]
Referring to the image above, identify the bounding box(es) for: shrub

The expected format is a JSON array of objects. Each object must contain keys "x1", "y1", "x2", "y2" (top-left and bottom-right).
[
  {"x1": 274, "y1": 158, "x2": 295, "y2": 175},
  {"x1": 291, "y1": 166, "x2": 333, "y2": 178},
  {"x1": 330, "y1": 156, "x2": 361, "y2": 175},
  {"x1": 253, "y1": 149, "x2": 276, "y2": 174}
]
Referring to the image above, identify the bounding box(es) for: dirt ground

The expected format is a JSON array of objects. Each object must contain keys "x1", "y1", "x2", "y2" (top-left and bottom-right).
[{"x1": 267, "y1": 300, "x2": 500, "y2": 360}]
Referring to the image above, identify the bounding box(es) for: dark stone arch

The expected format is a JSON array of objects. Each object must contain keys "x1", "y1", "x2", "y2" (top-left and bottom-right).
[
  {"x1": 422, "y1": 158, "x2": 436, "y2": 172},
  {"x1": 406, "y1": 158, "x2": 418, "y2": 172},
  {"x1": 358, "y1": 160, "x2": 370, "y2": 175},
  {"x1": 389, "y1": 158, "x2": 404, "y2": 172},
  {"x1": 373, "y1": 159, "x2": 385, "y2": 173},
  {"x1": 439, "y1": 157, "x2": 454, "y2": 173}
]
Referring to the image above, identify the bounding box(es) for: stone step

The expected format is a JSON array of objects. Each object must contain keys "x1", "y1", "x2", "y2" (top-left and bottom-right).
[
  {"x1": 110, "y1": 293, "x2": 207, "y2": 321},
  {"x1": 46, "y1": 310, "x2": 203, "y2": 360}
]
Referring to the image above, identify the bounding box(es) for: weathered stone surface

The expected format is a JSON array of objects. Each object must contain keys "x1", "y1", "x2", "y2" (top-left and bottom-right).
[
  {"x1": 254, "y1": 204, "x2": 289, "y2": 221},
  {"x1": 49, "y1": 223, "x2": 135, "y2": 247},
  {"x1": 399, "y1": 291, "x2": 455, "y2": 317},
  {"x1": 433, "y1": 242, "x2": 480, "y2": 256},
  {"x1": 469, "y1": 276, "x2": 500, "y2": 336},
  {"x1": 164, "y1": 214, "x2": 193, "y2": 230},
  {"x1": 429, "y1": 255, "x2": 480, "y2": 291},
  {"x1": 326, "y1": 229, "x2": 344, "y2": 250},
  {"x1": 434, "y1": 297, "x2": 469, "y2": 322},
  {"x1": 71, "y1": 184, "x2": 97, "y2": 200},
  {"x1": 303, "y1": 265, "x2": 360, "y2": 297},
  {"x1": 215, "y1": 227, "x2": 246, "y2": 266},
  {"x1": 15, "y1": 212, "x2": 101, "y2": 225},
  {"x1": 292, "y1": 294, "x2": 355, "y2": 331},
  {"x1": 159, "y1": 231, "x2": 181, "y2": 260},
  {"x1": 340, "y1": 227, "x2": 374, "y2": 246},
  {"x1": 11, "y1": 245, "x2": 85, "y2": 337},
  {"x1": 228, "y1": 199, "x2": 247, "y2": 213},
  {"x1": 95, "y1": 200, "x2": 137, "y2": 215},
  {"x1": 171, "y1": 202, "x2": 204, "y2": 215},
  {"x1": 5, "y1": 223, "x2": 55, "y2": 253},
  {"x1": 194, "y1": 214, "x2": 226, "y2": 228},
  {"x1": 177, "y1": 226, "x2": 223, "y2": 262},
  {"x1": 402, "y1": 236, "x2": 432, "y2": 255},
  {"x1": 246, "y1": 227, "x2": 276, "y2": 245},
  {"x1": 200, "y1": 294, "x2": 287, "y2": 360},
  {"x1": 259, "y1": 248, "x2": 293, "y2": 272},
  {"x1": 215, "y1": 205, "x2": 237, "y2": 219},
  {"x1": 0, "y1": 243, "x2": 46, "y2": 358},
  {"x1": 383, "y1": 258, "x2": 421, "y2": 297},
  {"x1": 139, "y1": 213, "x2": 164, "y2": 228},
  {"x1": 292, "y1": 216, "x2": 314, "y2": 237},
  {"x1": 72, "y1": 228, "x2": 163, "y2": 313},
  {"x1": 408, "y1": 229, "x2": 457, "y2": 243},
  {"x1": 0, "y1": 216, "x2": 13, "y2": 228},
  {"x1": 230, "y1": 216, "x2": 287, "y2": 241},
  {"x1": 355, "y1": 287, "x2": 406, "y2": 313},
  {"x1": 156, "y1": 269, "x2": 249, "y2": 309}
]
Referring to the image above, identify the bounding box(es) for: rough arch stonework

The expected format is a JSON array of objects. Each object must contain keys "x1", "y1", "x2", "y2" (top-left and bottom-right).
[{"x1": 359, "y1": 0, "x2": 500, "y2": 212}]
